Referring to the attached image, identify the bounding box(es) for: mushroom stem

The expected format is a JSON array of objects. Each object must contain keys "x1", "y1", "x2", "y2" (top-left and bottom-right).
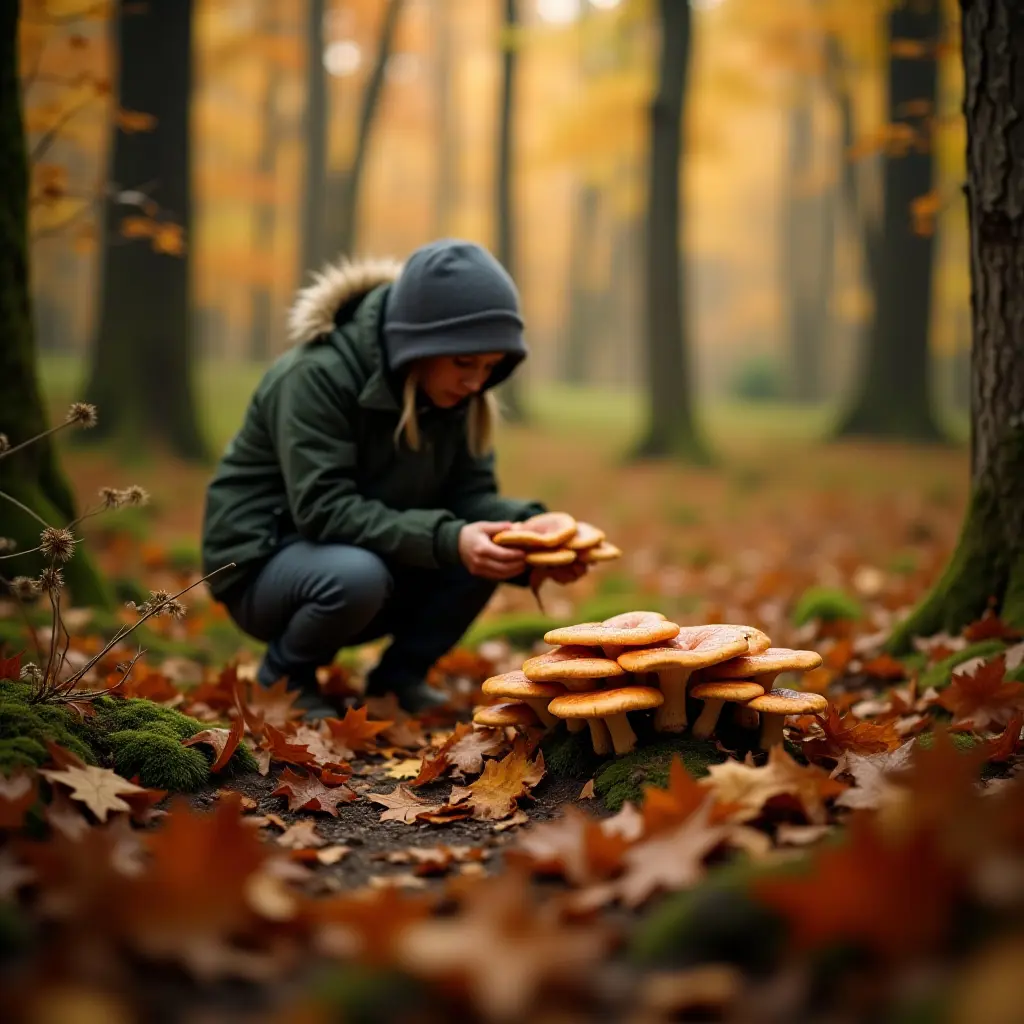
[
  {"x1": 734, "y1": 705, "x2": 760, "y2": 730},
  {"x1": 691, "y1": 698, "x2": 726, "y2": 740},
  {"x1": 652, "y1": 667, "x2": 692, "y2": 732},
  {"x1": 566, "y1": 718, "x2": 585, "y2": 733},
  {"x1": 758, "y1": 712, "x2": 787, "y2": 750},
  {"x1": 525, "y1": 698, "x2": 559, "y2": 728},
  {"x1": 587, "y1": 718, "x2": 613, "y2": 756},
  {"x1": 604, "y1": 713, "x2": 638, "y2": 755},
  {"x1": 601, "y1": 644, "x2": 625, "y2": 660}
]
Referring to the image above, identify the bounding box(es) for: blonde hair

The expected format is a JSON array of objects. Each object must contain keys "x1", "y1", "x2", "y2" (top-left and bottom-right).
[{"x1": 394, "y1": 367, "x2": 498, "y2": 457}]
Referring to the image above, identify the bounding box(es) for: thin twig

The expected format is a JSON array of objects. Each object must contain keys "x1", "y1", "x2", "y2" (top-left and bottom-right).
[
  {"x1": 0, "y1": 419, "x2": 75, "y2": 461},
  {"x1": 42, "y1": 585, "x2": 61, "y2": 701},
  {"x1": 0, "y1": 575, "x2": 47, "y2": 665},
  {"x1": 59, "y1": 565, "x2": 235, "y2": 691},
  {"x1": 57, "y1": 648, "x2": 146, "y2": 704},
  {"x1": 0, "y1": 546, "x2": 43, "y2": 562},
  {"x1": 0, "y1": 490, "x2": 51, "y2": 529}
]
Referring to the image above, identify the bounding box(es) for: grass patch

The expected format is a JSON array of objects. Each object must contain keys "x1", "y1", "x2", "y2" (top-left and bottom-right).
[{"x1": 593, "y1": 732, "x2": 727, "y2": 811}]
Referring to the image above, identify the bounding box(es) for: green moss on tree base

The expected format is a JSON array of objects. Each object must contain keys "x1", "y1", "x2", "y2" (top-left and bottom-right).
[
  {"x1": 540, "y1": 728, "x2": 603, "y2": 779},
  {"x1": 0, "y1": 690, "x2": 256, "y2": 790},
  {"x1": 887, "y1": 478, "x2": 1024, "y2": 655},
  {"x1": 593, "y1": 734, "x2": 727, "y2": 811}
]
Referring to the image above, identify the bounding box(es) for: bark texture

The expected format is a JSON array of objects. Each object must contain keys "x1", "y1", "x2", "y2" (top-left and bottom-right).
[
  {"x1": 633, "y1": 0, "x2": 708, "y2": 461},
  {"x1": 0, "y1": 0, "x2": 108, "y2": 604},
  {"x1": 82, "y1": 0, "x2": 205, "y2": 460},
  {"x1": 835, "y1": 0, "x2": 945, "y2": 441},
  {"x1": 299, "y1": 0, "x2": 328, "y2": 274},
  {"x1": 888, "y1": 0, "x2": 1024, "y2": 650}
]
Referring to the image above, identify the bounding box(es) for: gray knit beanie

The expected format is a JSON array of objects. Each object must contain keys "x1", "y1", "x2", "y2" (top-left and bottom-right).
[{"x1": 383, "y1": 239, "x2": 527, "y2": 389}]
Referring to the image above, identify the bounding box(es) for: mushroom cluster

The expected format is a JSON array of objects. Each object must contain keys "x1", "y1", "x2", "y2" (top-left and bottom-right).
[
  {"x1": 492, "y1": 512, "x2": 622, "y2": 568},
  {"x1": 472, "y1": 610, "x2": 830, "y2": 758}
]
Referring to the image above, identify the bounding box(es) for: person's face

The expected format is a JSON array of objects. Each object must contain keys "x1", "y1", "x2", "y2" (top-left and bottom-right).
[{"x1": 418, "y1": 353, "x2": 505, "y2": 408}]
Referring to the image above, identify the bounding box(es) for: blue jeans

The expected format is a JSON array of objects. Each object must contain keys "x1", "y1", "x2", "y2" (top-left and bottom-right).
[{"x1": 223, "y1": 541, "x2": 497, "y2": 694}]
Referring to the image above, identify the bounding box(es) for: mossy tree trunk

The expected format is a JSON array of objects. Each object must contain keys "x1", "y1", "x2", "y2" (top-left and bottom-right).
[
  {"x1": 82, "y1": 0, "x2": 205, "y2": 461},
  {"x1": 299, "y1": 0, "x2": 328, "y2": 275},
  {"x1": 633, "y1": 0, "x2": 709, "y2": 462},
  {"x1": 887, "y1": 0, "x2": 1024, "y2": 652},
  {"x1": 0, "y1": 1, "x2": 109, "y2": 606},
  {"x1": 833, "y1": 0, "x2": 946, "y2": 442},
  {"x1": 495, "y1": 0, "x2": 527, "y2": 423}
]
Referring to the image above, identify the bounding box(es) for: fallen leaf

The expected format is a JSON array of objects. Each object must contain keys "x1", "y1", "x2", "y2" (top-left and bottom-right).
[
  {"x1": 325, "y1": 705, "x2": 394, "y2": 756},
  {"x1": 981, "y1": 713, "x2": 1024, "y2": 763},
  {"x1": 578, "y1": 779, "x2": 595, "y2": 800},
  {"x1": 259, "y1": 723, "x2": 317, "y2": 769},
  {"x1": 245, "y1": 678, "x2": 305, "y2": 729},
  {"x1": 368, "y1": 872, "x2": 428, "y2": 890},
  {"x1": 368, "y1": 785, "x2": 443, "y2": 824},
  {"x1": 0, "y1": 772, "x2": 38, "y2": 830},
  {"x1": 454, "y1": 746, "x2": 545, "y2": 821},
  {"x1": 442, "y1": 723, "x2": 507, "y2": 775},
  {"x1": 937, "y1": 656, "x2": 1024, "y2": 731},
  {"x1": 409, "y1": 753, "x2": 451, "y2": 788},
  {"x1": 39, "y1": 765, "x2": 146, "y2": 823},
  {"x1": 276, "y1": 819, "x2": 326, "y2": 850},
  {"x1": 801, "y1": 706, "x2": 905, "y2": 761},
  {"x1": 181, "y1": 716, "x2": 244, "y2": 773},
  {"x1": 834, "y1": 740, "x2": 918, "y2": 811},
  {"x1": 272, "y1": 767, "x2": 357, "y2": 817},
  {"x1": 316, "y1": 845, "x2": 351, "y2": 865},
  {"x1": 382, "y1": 758, "x2": 423, "y2": 780}
]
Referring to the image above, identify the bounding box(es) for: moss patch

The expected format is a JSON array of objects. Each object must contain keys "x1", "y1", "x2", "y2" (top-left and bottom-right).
[
  {"x1": 630, "y1": 857, "x2": 795, "y2": 971},
  {"x1": 540, "y1": 728, "x2": 603, "y2": 780},
  {"x1": 593, "y1": 733, "x2": 727, "y2": 811},
  {"x1": 791, "y1": 586, "x2": 863, "y2": 627},
  {"x1": 0, "y1": 689, "x2": 256, "y2": 791},
  {"x1": 918, "y1": 640, "x2": 1007, "y2": 691}
]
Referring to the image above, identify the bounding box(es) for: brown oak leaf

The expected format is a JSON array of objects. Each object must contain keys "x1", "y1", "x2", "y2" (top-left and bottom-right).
[
  {"x1": 442, "y1": 722, "x2": 506, "y2": 775},
  {"x1": 258, "y1": 723, "x2": 317, "y2": 771},
  {"x1": 272, "y1": 767, "x2": 357, "y2": 816},
  {"x1": 276, "y1": 819, "x2": 326, "y2": 850},
  {"x1": 800, "y1": 706, "x2": 905, "y2": 761},
  {"x1": 980, "y1": 712, "x2": 1024, "y2": 763}
]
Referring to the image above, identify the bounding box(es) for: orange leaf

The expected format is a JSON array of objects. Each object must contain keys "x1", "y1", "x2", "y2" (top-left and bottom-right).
[
  {"x1": 963, "y1": 613, "x2": 1022, "y2": 643},
  {"x1": 937, "y1": 656, "x2": 1024, "y2": 730},
  {"x1": 181, "y1": 716, "x2": 244, "y2": 773},
  {"x1": 0, "y1": 772, "x2": 38, "y2": 830},
  {"x1": 451, "y1": 746, "x2": 545, "y2": 821},
  {"x1": 860, "y1": 654, "x2": 907, "y2": 681},
  {"x1": 260, "y1": 723, "x2": 317, "y2": 769},
  {"x1": 801, "y1": 706, "x2": 905, "y2": 760},
  {"x1": 980, "y1": 712, "x2": 1024, "y2": 763},
  {"x1": 409, "y1": 753, "x2": 451, "y2": 788},
  {"x1": 0, "y1": 652, "x2": 22, "y2": 681},
  {"x1": 325, "y1": 705, "x2": 393, "y2": 756},
  {"x1": 116, "y1": 108, "x2": 157, "y2": 133},
  {"x1": 641, "y1": 756, "x2": 738, "y2": 834}
]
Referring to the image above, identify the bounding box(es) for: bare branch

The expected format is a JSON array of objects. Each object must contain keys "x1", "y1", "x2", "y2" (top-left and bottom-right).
[{"x1": 0, "y1": 490, "x2": 51, "y2": 530}]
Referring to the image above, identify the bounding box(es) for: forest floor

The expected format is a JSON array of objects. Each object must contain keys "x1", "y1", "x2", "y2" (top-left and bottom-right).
[{"x1": 8, "y1": 386, "x2": 1024, "y2": 1022}]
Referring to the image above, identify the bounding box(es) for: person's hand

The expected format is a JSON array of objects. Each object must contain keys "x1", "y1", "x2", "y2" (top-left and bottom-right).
[
  {"x1": 532, "y1": 561, "x2": 589, "y2": 587},
  {"x1": 458, "y1": 521, "x2": 527, "y2": 581}
]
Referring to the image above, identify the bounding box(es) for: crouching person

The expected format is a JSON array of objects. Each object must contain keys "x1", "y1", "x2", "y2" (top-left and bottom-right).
[{"x1": 201, "y1": 239, "x2": 584, "y2": 715}]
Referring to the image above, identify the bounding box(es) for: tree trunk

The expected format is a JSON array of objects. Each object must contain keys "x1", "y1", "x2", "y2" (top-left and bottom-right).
[
  {"x1": 834, "y1": 0, "x2": 946, "y2": 442},
  {"x1": 432, "y1": 0, "x2": 457, "y2": 237},
  {"x1": 495, "y1": 0, "x2": 526, "y2": 422},
  {"x1": 633, "y1": 0, "x2": 708, "y2": 461},
  {"x1": 299, "y1": 0, "x2": 328, "y2": 275},
  {"x1": 249, "y1": 1, "x2": 283, "y2": 363},
  {"x1": 0, "y1": 0, "x2": 109, "y2": 605},
  {"x1": 562, "y1": 183, "x2": 600, "y2": 385},
  {"x1": 887, "y1": 0, "x2": 1024, "y2": 652},
  {"x1": 335, "y1": 0, "x2": 405, "y2": 258},
  {"x1": 82, "y1": 0, "x2": 205, "y2": 460},
  {"x1": 781, "y1": 87, "x2": 830, "y2": 403}
]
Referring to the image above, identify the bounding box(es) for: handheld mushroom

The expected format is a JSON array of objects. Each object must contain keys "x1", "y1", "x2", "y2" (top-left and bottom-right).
[
  {"x1": 525, "y1": 548, "x2": 577, "y2": 567},
  {"x1": 567, "y1": 521, "x2": 606, "y2": 551},
  {"x1": 547, "y1": 686, "x2": 664, "y2": 756},
  {"x1": 494, "y1": 512, "x2": 578, "y2": 550},
  {"x1": 697, "y1": 647, "x2": 823, "y2": 730},
  {"x1": 744, "y1": 687, "x2": 828, "y2": 750},
  {"x1": 688, "y1": 681, "x2": 765, "y2": 740},
  {"x1": 472, "y1": 701, "x2": 540, "y2": 730},
  {"x1": 616, "y1": 625, "x2": 753, "y2": 733},
  {"x1": 543, "y1": 611, "x2": 679, "y2": 660},
  {"x1": 578, "y1": 541, "x2": 622, "y2": 564},
  {"x1": 480, "y1": 670, "x2": 564, "y2": 728}
]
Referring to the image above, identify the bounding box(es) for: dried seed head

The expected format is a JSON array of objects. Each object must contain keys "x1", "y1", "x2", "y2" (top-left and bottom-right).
[
  {"x1": 39, "y1": 526, "x2": 76, "y2": 563},
  {"x1": 99, "y1": 486, "x2": 123, "y2": 508},
  {"x1": 164, "y1": 598, "x2": 187, "y2": 620},
  {"x1": 19, "y1": 662, "x2": 43, "y2": 686},
  {"x1": 66, "y1": 402, "x2": 98, "y2": 428},
  {"x1": 127, "y1": 589, "x2": 185, "y2": 618},
  {"x1": 10, "y1": 576, "x2": 40, "y2": 600},
  {"x1": 38, "y1": 566, "x2": 65, "y2": 593},
  {"x1": 0, "y1": 434, "x2": 9, "y2": 453},
  {"x1": 123, "y1": 485, "x2": 150, "y2": 506},
  {"x1": 0, "y1": 537, "x2": 17, "y2": 553}
]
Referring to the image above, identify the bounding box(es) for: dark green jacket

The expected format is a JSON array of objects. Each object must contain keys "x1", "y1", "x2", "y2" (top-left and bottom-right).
[{"x1": 201, "y1": 276, "x2": 542, "y2": 602}]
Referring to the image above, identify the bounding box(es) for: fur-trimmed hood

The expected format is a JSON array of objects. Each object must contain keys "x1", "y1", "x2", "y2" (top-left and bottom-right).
[{"x1": 286, "y1": 255, "x2": 403, "y2": 345}]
